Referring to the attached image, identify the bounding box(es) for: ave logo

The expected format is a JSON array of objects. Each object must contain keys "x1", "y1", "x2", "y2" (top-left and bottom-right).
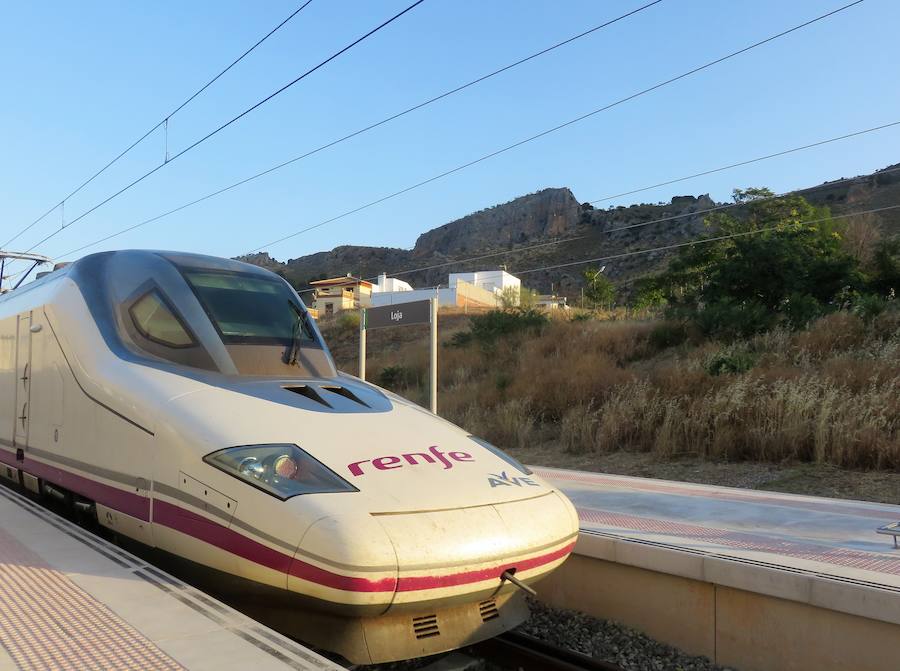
[{"x1": 488, "y1": 471, "x2": 541, "y2": 488}]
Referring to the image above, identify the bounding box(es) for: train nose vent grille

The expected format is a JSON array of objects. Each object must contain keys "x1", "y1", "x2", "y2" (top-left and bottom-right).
[
  {"x1": 479, "y1": 599, "x2": 500, "y2": 622},
  {"x1": 321, "y1": 385, "x2": 369, "y2": 408},
  {"x1": 283, "y1": 385, "x2": 331, "y2": 408},
  {"x1": 412, "y1": 614, "x2": 440, "y2": 640}
]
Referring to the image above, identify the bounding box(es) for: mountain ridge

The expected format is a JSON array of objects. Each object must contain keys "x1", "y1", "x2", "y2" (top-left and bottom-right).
[{"x1": 238, "y1": 164, "x2": 900, "y2": 301}]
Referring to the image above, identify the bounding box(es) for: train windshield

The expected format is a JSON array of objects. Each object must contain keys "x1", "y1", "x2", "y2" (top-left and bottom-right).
[
  {"x1": 68, "y1": 251, "x2": 336, "y2": 378},
  {"x1": 183, "y1": 270, "x2": 315, "y2": 345}
]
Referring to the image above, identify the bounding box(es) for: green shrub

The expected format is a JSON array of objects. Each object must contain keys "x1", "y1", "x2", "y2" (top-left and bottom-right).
[
  {"x1": 448, "y1": 331, "x2": 473, "y2": 348},
  {"x1": 692, "y1": 301, "x2": 774, "y2": 340},
  {"x1": 852, "y1": 294, "x2": 888, "y2": 322},
  {"x1": 782, "y1": 293, "x2": 824, "y2": 330},
  {"x1": 495, "y1": 372, "x2": 513, "y2": 391},
  {"x1": 466, "y1": 308, "x2": 549, "y2": 347},
  {"x1": 649, "y1": 321, "x2": 687, "y2": 349},
  {"x1": 705, "y1": 346, "x2": 756, "y2": 376},
  {"x1": 376, "y1": 365, "x2": 417, "y2": 390},
  {"x1": 337, "y1": 311, "x2": 360, "y2": 332}
]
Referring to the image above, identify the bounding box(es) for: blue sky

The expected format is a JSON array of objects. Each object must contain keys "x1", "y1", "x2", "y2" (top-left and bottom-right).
[{"x1": 2, "y1": 0, "x2": 898, "y2": 272}]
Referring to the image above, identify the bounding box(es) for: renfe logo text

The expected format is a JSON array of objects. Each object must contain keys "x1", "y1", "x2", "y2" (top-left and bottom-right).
[{"x1": 348, "y1": 445, "x2": 472, "y2": 476}]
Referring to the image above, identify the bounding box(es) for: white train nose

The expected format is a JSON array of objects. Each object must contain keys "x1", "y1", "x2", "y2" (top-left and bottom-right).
[
  {"x1": 289, "y1": 512, "x2": 399, "y2": 614},
  {"x1": 286, "y1": 491, "x2": 577, "y2": 615},
  {"x1": 376, "y1": 491, "x2": 578, "y2": 611},
  {"x1": 281, "y1": 491, "x2": 577, "y2": 664}
]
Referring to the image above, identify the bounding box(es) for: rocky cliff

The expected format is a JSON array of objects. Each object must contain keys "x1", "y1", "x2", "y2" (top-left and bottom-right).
[
  {"x1": 238, "y1": 163, "x2": 898, "y2": 302},
  {"x1": 411, "y1": 188, "x2": 581, "y2": 257}
]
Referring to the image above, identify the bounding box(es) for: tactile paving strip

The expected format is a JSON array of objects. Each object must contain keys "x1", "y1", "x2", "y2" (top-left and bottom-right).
[
  {"x1": 0, "y1": 526, "x2": 184, "y2": 671},
  {"x1": 578, "y1": 507, "x2": 900, "y2": 577}
]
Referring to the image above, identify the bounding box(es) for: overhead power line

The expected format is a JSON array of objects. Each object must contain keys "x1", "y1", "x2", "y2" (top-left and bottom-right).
[
  {"x1": 4, "y1": 0, "x2": 314, "y2": 249},
  {"x1": 24, "y1": 0, "x2": 427, "y2": 254},
  {"x1": 289, "y1": 200, "x2": 900, "y2": 296},
  {"x1": 374, "y1": 132, "x2": 900, "y2": 281},
  {"x1": 510, "y1": 203, "x2": 900, "y2": 277},
  {"x1": 55, "y1": 118, "x2": 900, "y2": 263},
  {"x1": 241, "y1": 0, "x2": 865, "y2": 255},
  {"x1": 331, "y1": 162, "x2": 900, "y2": 286},
  {"x1": 45, "y1": 0, "x2": 666, "y2": 260}
]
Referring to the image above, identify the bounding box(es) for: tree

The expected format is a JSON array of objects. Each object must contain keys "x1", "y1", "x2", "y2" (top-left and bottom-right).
[
  {"x1": 645, "y1": 188, "x2": 863, "y2": 336},
  {"x1": 498, "y1": 286, "x2": 539, "y2": 309},
  {"x1": 841, "y1": 213, "x2": 882, "y2": 266},
  {"x1": 519, "y1": 287, "x2": 540, "y2": 309},
  {"x1": 582, "y1": 267, "x2": 615, "y2": 309},
  {"x1": 498, "y1": 286, "x2": 520, "y2": 309},
  {"x1": 869, "y1": 238, "x2": 900, "y2": 297}
]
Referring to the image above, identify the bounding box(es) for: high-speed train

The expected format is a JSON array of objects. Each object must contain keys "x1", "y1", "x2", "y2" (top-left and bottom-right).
[{"x1": 0, "y1": 250, "x2": 578, "y2": 663}]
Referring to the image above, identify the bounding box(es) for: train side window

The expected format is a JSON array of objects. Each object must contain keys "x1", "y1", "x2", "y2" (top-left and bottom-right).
[{"x1": 129, "y1": 290, "x2": 195, "y2": 348}]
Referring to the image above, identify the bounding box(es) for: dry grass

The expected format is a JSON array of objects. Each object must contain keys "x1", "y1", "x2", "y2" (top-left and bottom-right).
[
  {"x1": 560, "y1": 403, "x2": 598, "y2": 454},
  {"x1": 326, "y1": 307, "x2": 900, "y2": 471}
]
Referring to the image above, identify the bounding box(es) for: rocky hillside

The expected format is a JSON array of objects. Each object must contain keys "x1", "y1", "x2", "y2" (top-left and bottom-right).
[
  {"x1": 238, "y1": 164, "x2": 898, "y2": 302},
  {"x1": 800, "y1": 162, "x2": 900, "y2": 235},
  {"x1": 412, "y1": 187, "x2": 581, "y2": 257}
]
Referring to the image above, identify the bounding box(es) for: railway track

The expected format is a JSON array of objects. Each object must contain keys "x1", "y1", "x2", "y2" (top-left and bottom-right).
[{"x1": 473, "y1": 630, "x2": 623, "y2": 671}]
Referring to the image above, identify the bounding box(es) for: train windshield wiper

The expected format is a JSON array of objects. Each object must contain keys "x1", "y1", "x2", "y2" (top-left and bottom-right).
[{"x1": 283, "y1": 301, "x2": 305, "y2": 365}]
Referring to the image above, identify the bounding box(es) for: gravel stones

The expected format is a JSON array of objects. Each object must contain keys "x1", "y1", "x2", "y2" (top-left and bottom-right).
[{"x1": 517, "y1": 599, "x2": 734, "y2": 671}]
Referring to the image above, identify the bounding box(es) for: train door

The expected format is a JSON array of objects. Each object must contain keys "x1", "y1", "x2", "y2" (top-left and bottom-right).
[{"x1": 13, "y1": 312, "x2": 32, "y2": 451}]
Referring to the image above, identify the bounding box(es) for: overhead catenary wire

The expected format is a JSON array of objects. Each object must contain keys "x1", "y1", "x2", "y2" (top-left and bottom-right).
[
  {"x1": 289, "y1": 202, "x2": 900, "y2": 296},
  {"x1": 368, "y1": 138, "x2": 900, "y2": 282},
  {"x1": 47, "y1": 1, "x2": 866, "y2": 262},
  {"x1": 24, "y1": 0, "x2": 427, "y2": 254},
  {"x1": 241, "y1": 0, "x2": 866, "y2": 255},
  {"x1": 4, "y1": 0, "x2": 314, "y2": 249},
  {"x1": 510, "y1": 203, "x2": 900, "y2": 277},
  {"x1": 299, "y1": 162, "x2": 900, "y2": 290},
  {"x1": 54, "y1": 118, "x2": 900, "y2": 263},
  {"x1": 45, "y1": 0, "x2": 667, "y2": 260}
]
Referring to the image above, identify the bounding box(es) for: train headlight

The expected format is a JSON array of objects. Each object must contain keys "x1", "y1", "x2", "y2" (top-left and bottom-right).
[
  {"x1": 467, "y1": 435, "x2": 532, "y2": 475},
  {"x1": 204, "y1": 444, "x2": 357, "y2": 500}
]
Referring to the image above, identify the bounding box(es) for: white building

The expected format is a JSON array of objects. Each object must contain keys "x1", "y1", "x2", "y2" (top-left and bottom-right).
[
  {"x1": 448, "y1": 270, "x2": 520, "y2": 298},
  {"x1": 536, "y1": 294, "x2": 569, "y2": 311},
  {"x1": 369, "y1": 270, "x2": 520, "y2": 309},
  {"x1": 371, "y1": 273, "x2": 414, "y2": 294}
]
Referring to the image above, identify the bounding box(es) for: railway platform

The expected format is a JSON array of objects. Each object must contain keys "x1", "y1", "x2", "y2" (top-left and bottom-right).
[
  {"x1": 0, "y1": 484, "x2": 340, "y2": 671},
  {"x1": 533, "y1": 466, "x2": 900, "y2": 671}
]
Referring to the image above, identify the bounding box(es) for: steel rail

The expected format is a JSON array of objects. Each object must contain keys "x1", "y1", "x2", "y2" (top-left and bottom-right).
[{"x1": 473, "y1": 630, "x2": 624, "y2": 671}]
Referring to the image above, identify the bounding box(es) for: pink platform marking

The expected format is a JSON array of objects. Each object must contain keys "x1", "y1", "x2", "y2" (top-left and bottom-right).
[
  {"x1": 578, "y1": 507, "x2": 900, "y2": 578},
  {"x1": 535, "y1": 467, "x2": 900, "y2": 521}
]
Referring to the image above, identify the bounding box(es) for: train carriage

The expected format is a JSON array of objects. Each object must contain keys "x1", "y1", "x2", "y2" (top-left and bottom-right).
[{"x1": 0, "y1": 249, "x2": 578, "y2": 663}]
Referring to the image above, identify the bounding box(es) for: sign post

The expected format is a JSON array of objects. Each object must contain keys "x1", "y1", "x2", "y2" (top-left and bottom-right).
[
  {"x1": 358, "y1": 309, "x2": 366, "y2": 380},
  {"x1": 358, "y1": 298, "x2": 439, "y2": 413},
  {"x1": 430, "y1": 295, "x2": 438, "y2": 414}
]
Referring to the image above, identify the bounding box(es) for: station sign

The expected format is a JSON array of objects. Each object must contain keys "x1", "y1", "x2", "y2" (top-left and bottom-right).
[{"x1": 364, "y1": 299, "x2": 432, "y2": 330}]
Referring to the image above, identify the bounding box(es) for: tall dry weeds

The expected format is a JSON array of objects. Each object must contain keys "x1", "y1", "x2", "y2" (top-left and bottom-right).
[
  {"x1": 560, "y1": 403, "x2": 598, "y2": 454},
  {"x1": 332, "y1": 308, "x2": 899, "y2": 470}
]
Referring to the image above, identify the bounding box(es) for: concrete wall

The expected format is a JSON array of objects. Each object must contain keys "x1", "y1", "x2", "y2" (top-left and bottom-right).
[
  {"x1": 370, "y1": 280, "x2": 498, "y2": 309},
  {"x1": 538, "y1": 549, "x2": 899, "y2": 671},
  {"x1": 453, "y1": 279, "x2": 499, "y2": 308},
  {"x1": 449, "y1": 270, "x2": 519, "y2": 296}
]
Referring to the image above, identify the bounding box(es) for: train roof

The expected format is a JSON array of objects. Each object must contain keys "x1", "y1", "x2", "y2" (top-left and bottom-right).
[
  {"x1": 1, "y1": 249, "x2": 335, "y2": 379},
  {"x1": 0, "y1": 249, "x2": 278, "y2": 303}
]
